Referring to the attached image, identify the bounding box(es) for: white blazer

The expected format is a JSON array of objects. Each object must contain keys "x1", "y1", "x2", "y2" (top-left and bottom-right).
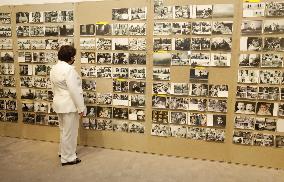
[{"x1": 50, "y1": 61, "x2": 85, "y2": 113}]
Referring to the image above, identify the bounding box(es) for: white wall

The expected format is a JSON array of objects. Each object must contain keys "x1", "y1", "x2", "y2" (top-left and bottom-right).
[{"x1": 0, "y1": 0, "x2": 103, "y2": 6}]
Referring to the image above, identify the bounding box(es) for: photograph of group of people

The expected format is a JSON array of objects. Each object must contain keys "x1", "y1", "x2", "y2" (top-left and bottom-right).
[{"x1": 16, "y1": 10, "x2": 73, "y2": 23}]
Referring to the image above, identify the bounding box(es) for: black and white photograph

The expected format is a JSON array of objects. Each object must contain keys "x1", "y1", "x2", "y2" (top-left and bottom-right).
[
  {"x1": 168, "y1": 97, "x2": 189, "y2": 110},
  {"x1": 29, "y1": 11, "x2": 44, "y2": 23},
  {"x1": 276, "y1": 135, "x2": 284, "y2": 148},
  {"x1": 112, "y1": 67, "x2": 128, "y2": 79},
  {"x1": 211, "y1": 37, "x2": 232, "y2": 51},
  {"x1": 0, "y1": 75, "x2": 16, "y2": 87},
  {"x1": 5, "y1": 112, "x2": 18, "y2": 122},
  {"x1": 263, "y1": 20, "x2": 284, "y2": 34},
  {"x1": 22, "y1": 102, "x2": 34, "y2": 112},
  {"x1": 188, "y1": 98, "x2": 207, "y2": 111},
  {"x1": 81, "y1": 52, "x2": 96, "y2": 64},
  {"x1": 174, "y1": 5, "x2": 191, "y2": 19},
  {"x1": 96, "y1": 53, "x2": 112, "y2": 64},
  {"x1": 45, "y1": 39, "x2": 59, "y2": 50},
  {"x1": 170, "y1": 83, "x2": 189, "y2": 95},
  {"x1": 209, "y1": 85, "x2": 228, "y2": 98},
  {"x1": 266, "y1": 2, "x2": 284, "y2": 17},
  {"x1": 253, "y1": 133, "x2": 274, "y2": 147},
  {"x1": 129, "y1": 53, "x2": 146, "y2": 65},
  {"x1": 154, "y1": 6, "x2": 173, "y2": 19},
  {"x1": 152, "y1": 110, "x2": 168, "y2": 124},
  {"x1": 112, "y1": 38, "x2": 129, "y2": 50},
  {"x1": 113, "y1": 79, "x2": 129, "y2": 93},
  {"x1": 97, "y1": 93, "x2": 112, "y2": 105},
  {"x1": 30, "y1": 26, "x2": 44, "y2": 37},
  {"x1": 153, "y1": 67, "x2": 170, "y2": 81},
  {"x1": 130, "y1": 95, "x2": 145, "y2": 107},
  {"x1": 151, "y1": 124, "x2": 170, "y2": 137},
  {"x1": 261, "y1": 53, "x2": 283, "y2": 67},
  {"x1": 44, "y1": 25, "x2": 59, "y2": 36},
  {"x1": 188, "y1": 113, "x2": 206, "y2": 126},
  {"x1": 96, "y1": 119, "x2": 112, "y2": 131},
  {"x1": 195, "y1": 5, "x2": 212, "y2": 19},
  {"x1": 96, "y1": 23, "x2": 112, "y2": 35},
  {"x1": 239, "y1": 54, "x2": 261, "y2": 67},
  {"x1": 235, "y1": 101, "x2": 256, "y2": 115},
  {"x1": 211, "y1": 53, "x2": 231, "y2": 66},
  {"x1": 263, "y1": 37, "x2": 281, "y2": 51},
  {"x1": 234, "y1": 116, "x2": 255, "y2": 130},
  {"x1": 174, "y1": 38, "x2": 190, "y2": 51},
  {"x1": 21, "y1": 88, "x2": 34, "y2": 99},
  {"x1": 32, "y1": 52, "x2": 45, "y2": 63},
  {"x1": 34, "y1": 64, "x2": 47, "y2": 76},
  {"x1": 169, "y1": 125, "x2": 186, "y2": 138},
  {"x1": 128, "y1": 23, "x2": 146, "y2": 36},
  {"x1": 45, "y1": 52, "x2": 57, "y2": 63},
  {"x1": 192, "y1": 21, "x2": 211, "y2": 35},
  {"x1": 256, "y1": 102, "x2": 277, "y2": 116},
  {"x1": 86, "y1": 106, "x2": 97, "y2": 117},
  {"x1": 35, "y1": 114, "x2": 48, "y2": 125},
  {"x1": 19, "y1": 64, "x2": 33, "y2": 76},
  {"x1": 278, "y1": 103, "x2": 284, "y2": 116},
  {"x1": 80, "y1": 38, "x2": 96, "y2": 50},
  {"x1": 16, "y1": 12, "x2": 29, "y2": 23},
  {"x1": 129, "y1": 38, "x2": 146, "y2": 51},
  {"x1": 233, "y1": 131, "x2": 253, "y2": 145},
  {"x1": 129, "y1": 108, "x2": 145, "y2": 121},
  {"x1": 17, "y1": 39, "x2": 30, "y2": 50},
  {"x1": 190, "y1": 83, "x2": 208, "y2": 97},
  {"x1": 113, "y1": 107, "x2": 128, "y2": 120},
  {"x1": 0, "y1": 13, "x2": 11, "y2": 24},
  {"x1": 240, "y1": 37, "x2": 262, "y2": 51},
  {"x1": 130, "y1": 7, "x2": 147, "y2": 20},
  {"x1": 129, "y1": 67, "x2": 146, "y2": 80},
  {"x1": 82, "y1": 79, "x2": 96, "y2": 91},
  {"x1": 171, "y1": 52, "x2": 190, "y2": 66},
  {"x1": 0, "y1": 38, "x2": 12, "y2": 50},
  {"x1": 58, "y1": 10, "x2": 73, "y2": 23},
  {"x1": 96, "y1": 66, "x2": 112, "y2": 78},
  {"x1": 44, "y1": 11, "x2": 58, "y2": 23},
  {"x1": 0, "y1": 63, "x2": 14, "y2": 75},
  {"x1": 187, "y1": 127, "x2": 206, "y2": 140},
  {"x1": 189, "y1": 68, "x2": 209, "y2": 81},
  {"x1": 23, "y1": 112, "x2": 35, "y2": 124},
  {"x1": 259, "y1": 70, "x2": 281, "y2": 84},
  {"x1": 209, "y1": 114, "x2": 226, "y2": 128},
  {"x1": 243, "y1": 3, "x2": 265, "y2": 17},
  {"x1": 112, "y1": 52, "x2": 129, "y2": 64},
  {"x1": 80, "y1": 24, "x2": 95, "y2": 36},
  {"x1": 34, "y1": 101, "x2": 48, "y2": 113},
  {"x1": 0, "y1": 88, "x2": 16, "y2": 99},
  {"x1": 153, "y1": 53, "x2": 171, "y2": 66},
  {"x1": 241, "y1": 20, "x2": 262, "y2": 34},
  {"x1": 59, "y1": 25, "x2": 74, "y2": 36},
  {"x1": 153, "y1": 22, "x2": 171, "y2": 35},
  {"x1": 16, "y1": 26, "x2": 29, "y2": 37},
  {"x1": 31, "y1": 39, "x2": 46, "y2": 50},
  {"x1": 129, "y1": 81, "x2": 145, "y2": 94},
  {"x1": 112, "y1": 120, "x2": 128, "y2": 132},
  {"x1": 152, "y1": 95, "x2": 168, "y2": 109},
  {"x1": 206, "y1": 128, "x2": 225, "y2": 142},
  {"x1": 152, "y1": 82, "x2": 170, "y2": 95},
  {"x1": 169, "y1": 111, "x2": 187, "y2": 125},
  {"x1": 112, "y1": 8, "x2": 129, "y2": 21},
  {"x1": 207, "y1": 99, "x2": 227, "y2": 113},
  {"x1": 255, "y1": 117, "x2": 276, "y2": 131},
  {"x1": 153, "y1": 38, "x2": 172, "y2": 51},
  {"x1": 112, "y1": 23, "x2": 128, "y2": 35},
  {"x1": 113, "y1": 94, "x2": 129, "y2": 106},
  {"x1": 96, "y1": 106, "x2": 112, "y2": 119},
  {"x1": 213, "y1": 4, "x2": 234, "y2": 18},
  {"x1": 172, "y1": 22, "x2": 190, "y2": 35},
  {"x1": 212, "y1": 21, "x2": 233, "y2": 35},
  {"x1": 0, "y1": 26, "x2": 11, "y2": 37},
  {"x1": 238, "y1": 69, "x2": 259, "y2": 84},
  {"x1": 20, "y1": 76, "x2": 33, "y2": 88},
  {"x1": 258, "y1": 86, "x2": 279, "y2": 100},
  {"x1": 191, "y1": 37, "x2": 210, "y2": 51},
  {"x1": 83, "y1": 91, "x2": 96, "y2": 104},
  {"x1": 128, "y1": 122, "x2": 144, "y2": 133},
  {"x1": 190, "y1": 52, "x2": 210, "y2": 66},
  {"x1": 48, "y1": 115, "x2": 59, "y2": 126},
  {"x1": 81, "y1": 65, "x2": 96, "y2": 77}
]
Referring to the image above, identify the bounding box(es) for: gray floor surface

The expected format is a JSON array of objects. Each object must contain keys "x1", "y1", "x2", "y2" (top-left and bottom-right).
[{"x1": 0, "y1": 136, "x2": 284, "y2": 182}]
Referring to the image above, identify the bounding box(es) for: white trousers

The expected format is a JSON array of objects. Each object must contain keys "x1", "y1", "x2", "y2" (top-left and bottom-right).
[{"x1": 58, "y1": 112, "x2": 79, "y2": 163}]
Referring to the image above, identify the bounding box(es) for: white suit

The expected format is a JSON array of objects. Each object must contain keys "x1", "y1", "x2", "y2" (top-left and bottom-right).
[{"x1": 50, "y1": 61, "x2": 85, "y2": 163}]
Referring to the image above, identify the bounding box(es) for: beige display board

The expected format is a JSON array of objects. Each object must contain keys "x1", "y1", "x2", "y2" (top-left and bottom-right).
[{"x1": 0, "y1": 0, "x2": 284, "y2": 169}]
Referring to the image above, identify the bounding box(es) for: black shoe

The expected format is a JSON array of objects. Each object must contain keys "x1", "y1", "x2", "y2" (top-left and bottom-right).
[
  {"x1": 58, "y1": 152, "x2": 77, "y2": 158},
  {"x1": 61, "y1": 158, "x2": 81, "y2": 166}
]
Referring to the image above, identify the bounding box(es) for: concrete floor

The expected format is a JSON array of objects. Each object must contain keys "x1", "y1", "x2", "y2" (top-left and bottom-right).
[{"x1": 0, "y1": 136, "x2": 284, "y2": 182}]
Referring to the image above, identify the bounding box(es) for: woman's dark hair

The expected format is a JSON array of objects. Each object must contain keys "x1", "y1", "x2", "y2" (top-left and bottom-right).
[{"x1": 57, "y1": 45, "x2": 76, "y2": 62}]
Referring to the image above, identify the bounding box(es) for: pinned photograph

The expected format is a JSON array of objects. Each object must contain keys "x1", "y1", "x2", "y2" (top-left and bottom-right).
[
  {"x1": 168, "y1": 97, "x2": 189, "y2": 110},
  {"x1": 195, "y1": 5, "x2": 212, "y2": 19},
  {"x1": 192, "y1": 21, "x2": 211, "y2": 35},
  {"x1": 48, "y1": 115, "x2": 59, "y2": 126},
  {"x1": 5, "y1": 112, "x2": 18, "y2": 122},
  {"x1": 128, "y1": 23, "x2": 146, "y2": 35},
  {"x1": 96, "y1": 23, "x2": 112, "y2": 35},
  {"x1": 212, "y1": 21, "x2": 233, "y2": 35},
  {"x1": 96, "y1": 119, "x2": 112, "y2": 130},
  {"x1": 112, "y1": 120, "x2": 128, "y2": 132},
  {"x1": 206, "y1": 128, "x2": 225, "y2": 142},
  {"x1": 154, "y1": 6, "x2": 173, "y2": 19},
  {"x1": 22, "y1": 102, "x2": 34, "y2": 112},
  {"x1": 97, "y1": 93, "x2": 112, "y2": 105},
  {"x1": 190, "y1": 52, "x2": 210, "y2": 66},
  {"x1": 233, "y1": 131, "x2": 253, "y2": 145},
  {"x1": 45, "y1": 39, "x2": 59, "y2": 50},
  {"x1": 129, "y1": 38, "x2": 146, "y2": 51},
  {"x1": 187, "y1": 127, "x2": 206, "y2": 140},
  {"x1": 211, "y1": 53, "x2": 231, "y2": 67},
  {"x1": 174, "y1": 5, "x2": 191, "y2": 19},
  {"x1": 57, "y1": 10, "x2": 73, "y2": 23},
  {"x1": 16, "y1": 12, "x2": 29, "y2": 23},
  {"x1": 33, "y1": 77, "x2": 47, "y2": 88},
  {"x1": 152, "y1": 95, "x2": 168, "y2": 109},
  {"x1": 112, "y1": 8, "x2": 129, "y2": 21},
  {"x1": 239, "y1": 54, "x2": 261, "y2": 67},
  {"x1": 0, "y1": 75, "x2": 16, "y2": 87},
  {"x1": 260, "y1": 86, "x2": 279, "y2": 100},
  {"x1": 253, "y1": 133, "x2": 274, "y2": 147},
  {"x1": 113, "y1": 94, "x2": 129, "y2": 106},
  {"x1": 261, "y1": 53, "x2": 283, "y2": 67},
  {"x1": 129, "y1": 81, "x2": 145, "y2": 94},
  {"x1": 234, "y1": 116, "x2": 255, "y2": 130},
  {"x1": 172, "y1": 22, "x2": 190, "y2": 35},
  {"x1": 241, "y1": 20, "x2": 262, "y2": 34},
  {"x1": 21, "y1": 88, "x2": 34, "y2": 100},
  {"x1": 86, "y1": 106, "x2": 97, "y2": 117},
  {"x1": 188, "y1": 98, "x2": 207, "y2": 111},
  {"x1": 189, "y1": 83, "x2": 208, "y2": 96},
  {"x1": 0, "y1": 13, "x2": 11, "y2": 24},
  {"x1": 112, "y1": 23, "x2": 129, "y2": 36},
  {"x1": 16, "y1": 26, "x2": 29, "y2": 37},
  {"x1": 32, "y1": 52, "x2": 45, "y2": 63},
  {"x1": 191, "y1": 37, "x2": 210, "y2": 51},
  {"x1": 96, "y1": 53, "x2": 112, "y2": 64},
  {"x1": 129, "y1": 95, "x2": 145, "y2": 107},
  {"x1": 153, "y1": 67, "x2": 170, "y2": 81},
  {"x1": 153, "y1": 22, "x2": 171, "y2": 35},
  {"x1": 0, "y1": 38, "x2": 12, "y2": 50},
  {"x1": 97, "y1": 106, "x2": 112, "y2": 119},
  {"x1": 209, "y1": 85, "x2": 228, "y2": 98},
  {"x1": 80, "y1": 24, "x2": 95, "y2": 36},
  {"x1": 169, "y1": 111, "x2": 187, "y2": 125},
  {"x1": 35, "y1": 114, "x2": 48, "y2": 125},
  {"x1": 153, "y1": 53, "x2": 171, "y2": 66},
  {"x1": 112, "y1": 67, "x2": 128, "y2": 79},
  {"x1": 96, "y1": 66, "x2": 112, "y2": 78},
  {"x1": 128, "y1": 122, "x2": 144, "y2": 133},
  {"x1": 130, "y1": 7, "x2": 147, "y2": 20},
  {"x1": 188, "y1": 113, "x2": 206, "y2": 126},
  {"x1": 129, "y1": 108, "x2": 145, "y2": 121},
  {"x1": 59, "y1": 25, "x2": 74, "y2": 36},
  {"x1": 243, "y1": 3, "x2": 265, "y2": 17},
  {"x1": 259, "y1": 70, "x2": 281, "y2": 84},
  {"x1": 207, "y1": 99, "x2": 227, "y2": 113},
  {"x1": 17, "y1": 39, "x2": 30, "y2": 50},
  {"x1": 169, "y1": 125, "x2": 186, "y2": 138},
  {"x1": 0, "y1": 52, "x2": 13, "y2": 63},
  {"x1": 113, "y1": 107, "x2": 128, "y2": 120},
  {"x1": 235, "y1": 101, "x2": 256, "y2": 115},
  {"x1": 255, "y1": 117, "x2": 276, "y2": 131},
  {"x1": 20, "y1": 76, "x2": 33, "y2": 87},
  {"x1": 30, "y1": 39, "x2": 45, "y2": 50},
  {"x1": 213, "y1": 4, "x2": 234, "y2": 18},
  {"x1": 1, "y1": 88, "x2": 16, "y2": 99},
  {"x1": 129, "y1": 67, "x2": 146, "y2": 80},
  {"x1": 44, "y1": 11, "x2": 58, "y2": 23},
  {"x1": 152, "y1": 110, "x2": 168, "y2": 124},
  {"x1": 266, "y1": 2, "x2": 284, "y2": 17},
  {"x1": 152, "y1": 82, "x2": 170, "y2": 95},
  {"x1": 170, "y1": 83, "x2": 189, "y2": 95},
  {"x1": 256, "y1": 102, "x2": 277, "y2": 116},
  {"x1": 247, "y1": 86, "x2": 258, "y2": 100},
  {"x1": 129, "y1": 53, "x2": 146, "y2": 65},
  {"x1": 174, "y1": 38, "x2": 190, "y2": 51},
  {"x1": 80, "y1": 38, "x2": 96, "y2": 50},
  {"x1": 83, "y1": 91, "x2": 96, "y2": 104},
  {"x1": 240, "y1": 37, "x2": 262, "y2": 51},
  {"x1": 189, "y1": 68, "x2": 209, "y2": 81},
  {"x1": 113, "y1": 79, "x2": 129, "y2": 93},
  {"x1": 275, "y1": 135, "x2": 284, "y2": 148},
  {"x1": 82, "y1": 79, "x2": 96, "y2": 91},
  {"x1": 153, "y1": 38, "x2": 172, "y2": 51},
  {"x1": 0, "y1": 63, "x2": 14, "y2": 75},
  {"x1": 151, "y1": 124, "x2": 170, "y2": 137},
  {"x1": 19, "y1": 64, "x2": 33, "y2": 76},
  {"x1": 263, "y1": 37, "x2": 281, "y2": 51},
  {"x1": 211, "y1": 37, "x2": 232, "y2": 51},
  {"x1": 81, "y1": 65, "x2": 96, "y2": 77},
  {"x1": 23, "y1": 112, "x2": 35, "y2": 124},
  {"x1": 29, "y1": 12, "x2": 44, "y2": 23},
  {"x1": 263, "y1": 20, "x2": 284, "y2": 34},
  {"x1": 238, "y1": 69, "x2": 259, "y2": 84},
  {"x1": 112, "y1": 52, "x2": 129, "y2": 64},
  {"x1": 34, "y1": 101, "x2": 48, "y2": 113},
  {"x1": 207, "y1": 114, "x2": 226, "y2": 128},
  {"x1": 0, "y1": 26, "x2": 11, "y2": 37},
  {"x1": 171, "y1": 52, "x2": 190, "y2": 66},
  {"x1": 112, "y1": 38, "x2": 129, "y2": 50},
  {"x1": 81, "y1": 51, "x2": 96, "y2": 64},
  {"x1": 45, "y1": 52, "x2": 57, "y2": 63}
]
